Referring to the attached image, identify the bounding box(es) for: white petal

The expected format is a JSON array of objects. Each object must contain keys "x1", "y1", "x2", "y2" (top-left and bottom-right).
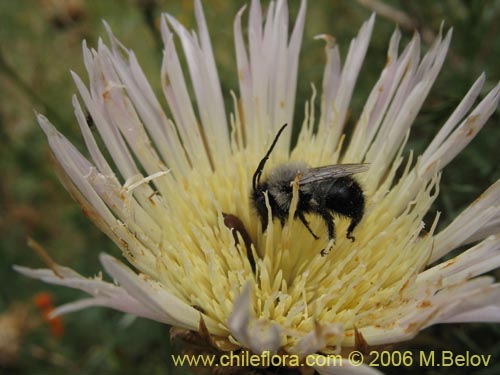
[
  {"x1": 344, "y1": 27, "x2": 405, "y2": 162},
  {"x1": 165, "y1": 10, "x2": 230, "y2": 168},
  {"x1": 419, "y1": 81, "x2": 500, "y2": 178},
  {"x1": 426, "y1": 283, "x2": 500, "y2": 326},
  {"x1": 444, "y1": 305, "x2": 500, "y2": 323},
  {"x1": 227, "y1": 284, "x2": 252, "y2": 346},
  {"x1": 285, "y1": 0, "x2": 307, "y2": 127},
  {"x1": 227, "y1": 284, "x2": 282, "y2": 353},
  {"x1": 72, "y1": 48, "x2": 139, "y2": 180},
  {"x1": 233, "y1": 0, "x2": 305, "y2": 155},
  {"x1": 37, "y1": 114, "x2": 117, "y2": 227},
  {"x1": 291, "y1": 323, "x2": 343, "y2": 358},
  {"x1": 99, "y1": 253, "x2": 226, "y2": 335},
  {"x1": 234, "y1": 4, "x2": 254, "y2": 141},
  {"x1": 431, "y1": 180, "x2": 500, "y2": 262},
  {"x1": 37, "y1": 118, "x2": 166, "y2": 274},
  {"x1": 98, "y1": 30, "x2": 191, "y2": 175},
  {"x1": 368, "y1": 29, "x2": 452, "y2": 179},
  {"x1": 160, "y1": 15, "x2": 211, "y2": 171},
  {"x1": 13, "y1": 264, "x2": 167, "y2": 323},
  {"x1": 420, "y1": 235, "x2": 500, "y2": 287},
  {"x1": 420, "y1": 74, "x2": 485, "y2": 162},
  {"x1": 318, "y1": 14, "x2": 375, "y2": 155},
  {"x1": 72, "y1": 95, "x2": 114, "y2": 176}
]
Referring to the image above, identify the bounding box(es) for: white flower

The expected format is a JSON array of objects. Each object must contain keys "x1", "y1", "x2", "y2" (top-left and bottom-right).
[{"x1": 15, "y1": 0, "x2": 500, "y2": 373}]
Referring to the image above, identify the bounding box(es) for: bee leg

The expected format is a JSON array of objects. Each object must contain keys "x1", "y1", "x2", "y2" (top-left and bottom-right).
[
  {"x1": 318, "y1": 210, "x2": 335, "y2": 256},
  {"x1": 297, "y1": 212, "x2": 319, "y2": 239},
  {"x1": 319, "y1": 210, "x2": 335, "y2": 241},
  {"x1": 320, "y1": 240, "x2": 335, "y2": 257},
  {"x1": 346, "y1": 216, "x2": 361, "y2": 242}
]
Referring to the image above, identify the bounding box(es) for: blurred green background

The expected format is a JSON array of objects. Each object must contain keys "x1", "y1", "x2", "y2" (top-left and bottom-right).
[{"x1": 1, "y1": 0, "x2": 499, "y2": 374}]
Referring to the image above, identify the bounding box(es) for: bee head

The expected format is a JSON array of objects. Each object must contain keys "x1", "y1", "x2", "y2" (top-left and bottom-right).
[{"x1": 251, "y1": 181, "x2": 270, "y2": 229}]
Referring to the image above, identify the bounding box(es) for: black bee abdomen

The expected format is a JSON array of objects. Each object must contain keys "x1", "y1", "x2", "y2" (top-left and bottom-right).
[{"x1": 325, "y1": 177, "x2": 364, "y2": 219}]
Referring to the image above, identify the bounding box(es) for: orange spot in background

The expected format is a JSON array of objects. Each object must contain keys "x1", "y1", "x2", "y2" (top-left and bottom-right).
[
  {"x1": 33, "y1": 292, "x2": 64, "y2": 338},
  {"x1": 34, "y1": 292, "x2": 53, "y2": 310}
]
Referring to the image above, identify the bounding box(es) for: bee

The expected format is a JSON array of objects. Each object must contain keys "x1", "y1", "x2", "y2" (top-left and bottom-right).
[{"x1": 251, "y1": 124, "x2": 368, "y2": 249}]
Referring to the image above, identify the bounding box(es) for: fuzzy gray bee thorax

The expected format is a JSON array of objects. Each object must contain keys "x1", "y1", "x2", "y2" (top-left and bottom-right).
[{"x1": 266, "y1": 162, "x2": 309, "y2": 209}]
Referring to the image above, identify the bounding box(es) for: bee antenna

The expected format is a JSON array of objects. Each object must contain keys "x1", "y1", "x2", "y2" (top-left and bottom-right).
[{"x1": 252, "y1": 123, "x2": 288, "y2": 191}]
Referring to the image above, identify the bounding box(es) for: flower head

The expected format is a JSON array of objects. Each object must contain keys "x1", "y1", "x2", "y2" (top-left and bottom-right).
[{"x1": 16, "y1": 0, "x2": 500, "y2": 373}]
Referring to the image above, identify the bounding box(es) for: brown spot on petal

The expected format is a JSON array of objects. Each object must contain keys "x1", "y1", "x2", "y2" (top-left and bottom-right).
[
  {"x1": 321, "y1": 34, "x2": 336, "y2": 48},
  {"x1": 147, "y1": 191, "x2": 158, "y2": 205},
  {"x1": 418, "y1": 300, "x2": 432, "y2": 308},
  {"x1": 442, "y1": 259, "x2": 456, "y2": 268},
  {"x1": 196, "y1": 121, "x2": 214, "y2": 170},
  {"x1": 466, "y1": 114, "x2": 480, "y2": 125},
  {"x1": 405, "y1": 322, "x2": 419, "y2": 333},
  {"x1": 81, "y1": 207, "x2": 91, "y2": 218},
  {"x1": 405, "y1": 308, "x2": 438, "y2": 335},
  {"x1": 163, "y1": 73, "x2": 170, "y2": 87},
  {"x1": 464, "y1": 114, "x2": 480, "y2": 137}
]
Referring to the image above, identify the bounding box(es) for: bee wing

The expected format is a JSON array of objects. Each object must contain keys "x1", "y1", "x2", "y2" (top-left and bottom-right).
[{"x1": 299, "y1": 163, "x2": 369, "y2": 185}]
